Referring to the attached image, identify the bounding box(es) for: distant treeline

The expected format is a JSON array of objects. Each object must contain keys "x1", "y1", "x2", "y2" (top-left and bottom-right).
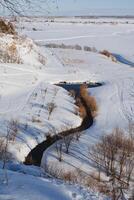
[{"x1": 45, "y1": 43, "x2": 98, "y2": 52}]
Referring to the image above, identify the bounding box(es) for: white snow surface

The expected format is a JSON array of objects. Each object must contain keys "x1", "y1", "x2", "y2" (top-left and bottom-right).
[
  {"x1": 0, "y1": 17, "x2": 134, "y2": 199},
  {"x1": 0, "y1": 169, "x2": 107, "y2": 200}
]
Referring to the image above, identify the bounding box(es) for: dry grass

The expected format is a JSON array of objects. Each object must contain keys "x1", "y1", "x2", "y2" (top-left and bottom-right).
[
  {"x1": 86, "y1": 96, "x2": 98, "y2": 117},
  {"x1": 46, "y1": 162, "x2": 110, "y2": 195},
  {"x1": 80, "y1": 84, "x2": 98, "y2": 117},
  {"x1": 79, "y1": 104, "x2": 87, "y2": 118},
  {"x1": 0, "y1": 40, "x2": 22, "y2": 64},
  {"x1": 0, "y1": 19, "x2": 16, "y2": 35}
]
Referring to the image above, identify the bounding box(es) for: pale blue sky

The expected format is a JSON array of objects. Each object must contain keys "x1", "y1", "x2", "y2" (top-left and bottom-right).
[
  {"x1": 55, "y1": 0, "x2": 134, "y2": 15},
  {"x1": 58, "y1": 0, "x2": 134, "y2": 9},
  {"x1": 1, "y1": 0, "x2": 134, "y2": 16}
]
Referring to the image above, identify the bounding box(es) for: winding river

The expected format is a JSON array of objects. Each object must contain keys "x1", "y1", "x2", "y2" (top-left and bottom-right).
[{"x1": 24, "y1": 82, "x2": 103, "y2": 166}]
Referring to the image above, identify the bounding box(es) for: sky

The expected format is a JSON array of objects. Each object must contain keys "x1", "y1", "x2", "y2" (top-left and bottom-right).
[
  {"x1": 55, "y1": 0, "x2": 134, "y2": 16},
  {"x1": 0, "y1": 0, "x2": 134, "y2": 16}
]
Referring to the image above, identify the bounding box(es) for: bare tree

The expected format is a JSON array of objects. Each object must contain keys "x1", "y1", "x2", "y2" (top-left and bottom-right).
[
  {"x1": 8, "y1": 119, "x2": 19, "y2": 142},
  {"x1": 47, "y1": 102, "x2": 57, "y2": 120},
  {"x1": 63, "y1": 134, "x2": 74, "y2": 154},
  {"x1": 55, "y1": 141, "x2": 63, "y2": 162}
]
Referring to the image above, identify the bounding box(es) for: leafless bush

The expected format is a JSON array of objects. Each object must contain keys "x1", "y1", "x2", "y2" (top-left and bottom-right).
[
  {"x1": 45, "y1": 162, "x2": 64, "y2": 178},
  {"x1": 74, "y1": 44, "x2": 82, "y2": 50},
  {"x1": 8, "y1": 119, "x2": 19, "y2": 142},
  {"x1": 84, "y1": 46, "x2": 92, "y2": 52},
  {"x1": 47, "y1": 102, "x2": 57, "y2": 120},
  {"x1": 100, "y1": 50, "x2": 117, "y2": 62},
  {"x1": 0, "y1": 124, "x2": 14, "y2": 170},
  {"x1": 45, "y1": 43, "x2": 82, "y2": 51},
  {"x1": 92, "y1": 47, "x2": 97, "y2": 52},
  {"x1": 55, "y1": 141, "x2": 63, "y2": 162},
  {"x1": 0, "y1": 137, "x2": 5, "y2": 160},
  {"x1": 89, "y1": 128, "x2": 134, "y2": 198},
  {"x1": 75, "y1": 131, "x2": 81, "y2": 141},
  {"x1": 38, "y1": 53, "x2": 46, "y2": 65},
  {"x1": 62, "y1": 171, "x2": 78, "y2": 183},
  {"x1": 63, "y1": 134, "x2": 74, "y2": 154},
  {"x1": 46, "y1": 162, "x2": 80, "y2": 183},
  {"x1": 100, "y1": 50, "x2": 111, "y2": 57}
]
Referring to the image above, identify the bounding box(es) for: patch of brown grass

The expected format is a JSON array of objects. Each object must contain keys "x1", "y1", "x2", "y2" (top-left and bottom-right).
[
  {"x1": 80, "y1": 84, "x2": 98, "y2": 117},
  {"x1": 79, "y1": 104, "x2": 87, "y2": 118},
  {"x1": 0, "y1": 19, "x2": 16, "y2": 35}
]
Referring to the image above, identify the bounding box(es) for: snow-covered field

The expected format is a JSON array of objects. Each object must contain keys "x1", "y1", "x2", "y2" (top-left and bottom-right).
[
  {"x1": 0, "y1": 168, "x2": 107, "y2": 200},
  {"x1": 0, "y1": 17, "x2": 134, "y2": 199},
  {"x1": 19, "y1": 17, "x2": 134, "y2": 173}
]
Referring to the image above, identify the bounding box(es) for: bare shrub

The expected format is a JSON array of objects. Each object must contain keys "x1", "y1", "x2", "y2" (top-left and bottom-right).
[
  {"x1": 8, "y1": 119, "x2": 19, "y2": 142},
  {"x1": 100, "y1": 50, "x2": 117, "y2": 62},
  {"x1": 100, "y1": 50, "x2": 111, "y2": 57},
  {"x1": 74, "y1": 45, "x2": 82, "y2": 50},
  {"x1": 75, "y1": 131, "x2": 81, "y2": 141},
  {"x1": 91, "y1": 47, "x2": 97, "y2": 52},
  {"x1": 84, "y1": 46, "x2": 92, "y2": 52},
  {"x1": 63, "y1": 134, "x2": 74, "y2": 154},
  {"x1": 55, "y1": 141, "x2": 63, "y2": 162},
  {"x1": 0, "y1": 137, "x2": 5, "y2": 160},
  {"x1": 38, "y1": 53, "x2": 46, "y2": 65},
  {"x1": 45, "y1": 162, "x2": 64, "y2": 178},
  {"x1": 45, "y1": 161, "x2": 110, "y2": 195},
  {"x1": 46, "y1": 162, "x2": 79, "y2": 183},
  {"x1": 45, "y1": 43, "x2": 82, "y2": 51},
  {"x1": 89, "y1": 128, "x2": 134, "y2": 198},
  {"x1": 47, "y1": 102, "x2": 57, "y2": 120},
  {"x1": 62, "y1": 171, "x2": 78, "y2": 183}
]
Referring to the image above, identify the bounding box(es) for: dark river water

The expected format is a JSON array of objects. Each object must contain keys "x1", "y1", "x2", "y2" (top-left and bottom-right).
[{"x1": 55, "y1": 82, "x2": 103, "y2": 95}]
